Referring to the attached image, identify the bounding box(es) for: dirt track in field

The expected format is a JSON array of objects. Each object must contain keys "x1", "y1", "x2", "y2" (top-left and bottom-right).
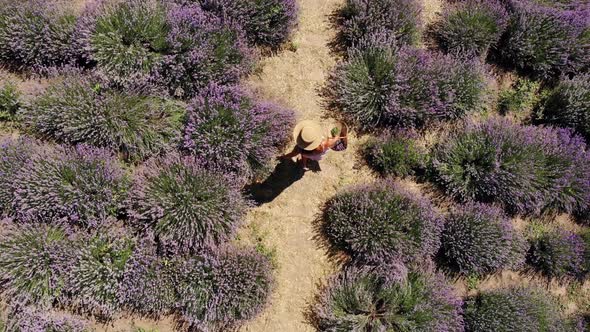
[{"x1": 238, "y1": 0, "x2": 375, "y2": 330}]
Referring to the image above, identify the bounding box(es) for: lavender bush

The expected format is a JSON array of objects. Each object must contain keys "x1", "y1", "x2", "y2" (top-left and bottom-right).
[
  {"x1": 431, "y1": 117, "x2": 590, "y2": 215},
  {"x1": 362, "y1": 130, "x2": 427, "y2": 177},
  {"x1": 67, "y1": 230, "x2": 135, "y2": 320},
  {"x1": 523, "y1": 1, "x2": 590, "y2": 75},
  {"x1": 182, "y1": 84, "x2": 295, "y2": 183},
  {"x1": 336, "y1": 0, "x2": 421, "y2": 49},
  {"x1": 321, "y1": 181, "x2": 443, "y2": 264},
  {"x1": 0, "y1": 221, "x2": 75, "y2": 307},
  {"x1": 537, "y1": 74, "x2": 590, "y2": 139},
  {"x1": 198, "y1": 0, "x2": 298, "y2": 48},
  {"x1": 5, "y1": 305, "x2": 92, "y2": 332},
  {"x1": 465, "y1": 286, "x2": 567, "y2": 331},
  {"x1": 498, "y1": 0, "x2": 585, "y2": 79},
  {"x1": 206, "y1": 248, "x2": 273, "y2": 330},
  {"x1": 441, "y1": 203, "x2": 527, "y2": 276},
  {"x1": 22, "y1": 72, "x2": 186, "y2": 162},
  {"x1": 175, "y1": 255, "x2": 216, "y2": 329},
  {"x1": 527, "y1": 228, "x2": 586, "y2": 279},
  {"x1": 0, "y1": 0, "x2": 78, "y2": 71},
  {"x1": 176, "y1": 247, "x2": 273, "y2": 330},
  {"x1": 322, "y1": 40, "x2": 398, "y2": 131},
  {"x1": 80, "y1": 0, "x2": 252, "y2": 98},
  {"x1": 311, "y1": 266, "x2": 464, "y2": 331},
  {"x1": 323, "y1": 41, "x2": 486, "y2": 130},
  {"x1": 0, "y1": 137, "x2": 38, "y2": 216},
  {"x1": 127, "y1": 154, "x2": 248, "y2": 252},
  {"x1": 432, "y1": 0, "x2": 509, "y2": 57},
  {"x1": 119, "y1": 239, "x2": 178, "y2": 318},
  {"x1": 12, "y1": 144, "x2": 128, "y2": 227}
]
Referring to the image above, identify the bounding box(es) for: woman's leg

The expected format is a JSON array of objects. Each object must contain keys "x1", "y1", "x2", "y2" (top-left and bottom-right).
[
  {"x1": 282, "y1": 146, "x2": 301, "y2": 159},
  {"x1": 301, "y1": 155, "x2": 308, "y2": 169}
]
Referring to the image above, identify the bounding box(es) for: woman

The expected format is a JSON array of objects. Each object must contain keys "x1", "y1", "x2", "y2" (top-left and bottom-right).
[{"x1": 283, "y1": 120, "x2": 341, "y2": 169}]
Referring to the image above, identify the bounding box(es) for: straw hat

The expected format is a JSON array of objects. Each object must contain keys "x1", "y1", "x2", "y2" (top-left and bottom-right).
[{"x1": 293, "y1": 120, "x2": 323, "y2": 151}]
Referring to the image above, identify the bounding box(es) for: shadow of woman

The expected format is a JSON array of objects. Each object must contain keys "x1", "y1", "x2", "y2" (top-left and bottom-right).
[{"x1": 246, "y1": 158, "x2": 319, "y2": 205}]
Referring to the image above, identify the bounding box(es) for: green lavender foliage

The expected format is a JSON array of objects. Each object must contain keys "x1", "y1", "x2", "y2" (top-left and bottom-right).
[{"x1": 0, "y1": 82, "x2": 20, "y2": 121}]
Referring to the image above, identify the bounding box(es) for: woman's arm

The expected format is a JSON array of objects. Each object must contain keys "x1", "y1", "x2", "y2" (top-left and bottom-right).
[{"x1": 324, "y1": 137, "x2": 341, "y2": 149}]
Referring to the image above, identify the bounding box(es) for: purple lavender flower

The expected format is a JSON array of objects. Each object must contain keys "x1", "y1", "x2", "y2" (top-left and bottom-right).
[
  {"x1": 182, "y1": 83, "x2": 295, "y2": 183},
  {"x1": 12, "y1": 144, "x2": 129, "y2": 228},
  {"x1": 0, "y1": 137, "x2": 39, "y2": 216},
  {"x1": 118, "y1": 236, "x2": 178, "y2": 318},
  {"x1": 442, "y1": 202, "x2": 527, "y2": 276},
  {"x1": 0, "y1": 0, "x2": 78, "y2": 71},
  {"x1": 311, "y1": 266, "x2": 464, "y2": 331},
  {"x1": 336, "y1": 0, "x2": 422, "y2": 49},
  {"x1": 175, "y1": 247, "x2": 273, "y2": 331},
  {"x1": 199, "y1": 247, "x2": 273, "y2": 330},
  {"x1": 321, "y1": 181, "x2": 444, "y2": 264},
  {"x1": 431, "y1": 117, "x2": 590, "y2": 215},
  {"x1": 198, "y1": 0, "x2": 298, "y2": 48},
  {"x1": 465, "y1": 286, "x2": 567, "y2": 331},
  {"x1": 174, "y1": 254, "x2": 217, "y2": 330},
  {"x1": 13, "y1": 145, "x2": 127, "y2": 227},
  {"x1": 78, "y1": 0, "x2": 253, "y2": 98},
  {"x1": 0, "y1": 220, "x2": 76, "y2": 307},
  {"x1": 126, "y1": 153, "x2": 248, "y2": 253},
  {"x1": 527, "y1": 228, "x2": 587, "y2": 279},
  {"x1": 6, "y1": 303, "x2": 91, "y2": 332},
  {"x1": 21, "y1": 70, "x2": 186, "y2": 162},
  {"x1": 66, "y1": 229, "x2": 135, "y2": 321},
  {"x1": 499, "y1": 0, "x2": 586, "y2": 79}
]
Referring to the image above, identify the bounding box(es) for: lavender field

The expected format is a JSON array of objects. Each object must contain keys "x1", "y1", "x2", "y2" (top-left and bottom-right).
[{"x1": 0, "y1": 0, "x2": 589, "y2": 331}]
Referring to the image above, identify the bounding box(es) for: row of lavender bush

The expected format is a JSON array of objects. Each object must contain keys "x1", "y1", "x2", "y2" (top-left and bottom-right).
[
  {"x1": 311, "y1": 266, "x2": 583, "y2": 331},
  {"x1": 323, "y1": 1, "x2": 487, "y2": 131},
  {"x1": 432, "y1": 1, "x2": 590, "y2": 149},
  {"x1": 0, "y1": 138, "x2": 276, "y2": 329},
  {"x1": 0, "y1": 136, "x2": 274, "y2": 252},
  {"x1": 0, "y1": 0, "x2": 298, "y2": 183},
  {"x1": 0, "y1": 220, "x2": 273, "y2": 330},
  {"x1": 325, "y1": 0, "x2": 589, "y2": 133},
  {"x1": 362, "y1": 117, "x2": 590, "y2": 218},
  {"x1": 311, "y1": 179, "x2": 588, "y2": 330},
  {"x1": 432, "y1": 0, "x2": 588, "y2": 79},
  {"x1": 312, "y1": 1, "x2": 590, "y2": 330},
  {"x1": 431, "y1": 117, "x2": 590, "y2": 216},
  {"x1": 0, "y1": 0, "x2": 298, "y2": 91},
  {"x1": 320, "y1": 179, "x2": 590, "y2": 280},
  {"x1": 0, "y1": 91, "x2": 285, "y2": 327},
  {"x1": 16, "y1": 69, "x2": 295, "y2": 184}
]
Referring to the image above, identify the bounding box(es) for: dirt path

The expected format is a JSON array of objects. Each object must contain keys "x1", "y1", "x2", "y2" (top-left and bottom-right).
[{"x1": 239, "y1": 0, "x2": 374, "y2": 330}]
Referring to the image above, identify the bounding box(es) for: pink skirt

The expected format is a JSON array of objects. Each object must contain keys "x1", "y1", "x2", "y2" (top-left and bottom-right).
[{"x1": 302, "y1": 149, "x2": 328, "y2": 161}]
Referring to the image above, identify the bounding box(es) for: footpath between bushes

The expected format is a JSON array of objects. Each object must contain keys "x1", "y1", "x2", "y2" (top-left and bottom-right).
[{"x1": 238, "y1": 0, "x2": 374, "y2": 330}]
